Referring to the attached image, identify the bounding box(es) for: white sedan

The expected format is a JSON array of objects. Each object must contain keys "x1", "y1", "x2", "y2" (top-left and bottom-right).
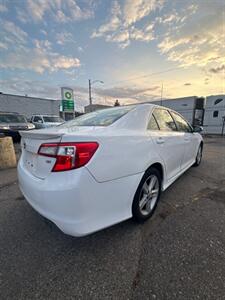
[{"x1": 18, "y1": 104, "x2": 203, "y2": 236}]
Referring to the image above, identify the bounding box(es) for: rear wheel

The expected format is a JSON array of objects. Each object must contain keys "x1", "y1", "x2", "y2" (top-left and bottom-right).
[
  {"x1": 132, "y1": 167, "x2": 161, "y2": 222},
  {"x1": 193, "y1": 144, "x2": 203, "y2": 167}
]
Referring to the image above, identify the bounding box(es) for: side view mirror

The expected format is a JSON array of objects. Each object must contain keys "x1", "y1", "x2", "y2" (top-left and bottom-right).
[{"x1": 193, "y1": 125, "x2": 203, "y2": 133}]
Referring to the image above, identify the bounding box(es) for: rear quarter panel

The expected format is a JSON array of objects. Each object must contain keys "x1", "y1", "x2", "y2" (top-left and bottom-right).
[{"x1": 85, "y1": 131, "x2": 164, "y2": 182}]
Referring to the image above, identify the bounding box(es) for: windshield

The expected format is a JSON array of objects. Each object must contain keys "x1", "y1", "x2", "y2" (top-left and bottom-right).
[
  {"x1": 43, "y1": 116, "x2": 63, "y2": 122},
  {"x1": 59, "y1": 106, "x2": 134, "y2": 127},
  {"x1": 0, "y1": 114, "x2": 27, "y2": 123}
]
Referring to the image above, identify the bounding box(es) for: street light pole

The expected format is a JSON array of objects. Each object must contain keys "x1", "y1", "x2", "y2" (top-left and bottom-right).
[{"x1": 88, "y1": 79, "x2": 104, "y2": 112}]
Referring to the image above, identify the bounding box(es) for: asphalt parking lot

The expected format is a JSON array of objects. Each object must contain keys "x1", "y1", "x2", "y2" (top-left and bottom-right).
[{"x1": 0, "y1": 136, "x2": 225, "y2": 299}]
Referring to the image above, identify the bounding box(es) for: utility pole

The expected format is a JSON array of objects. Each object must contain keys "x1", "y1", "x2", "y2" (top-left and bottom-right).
[
  {"x1": 88, "y1": 79, "x2": 104, "y2": 112},
  {"x1": 88, "y1": 79, "x2": 92, "y2": 109},
  {"x1": 160, "y1": 83, "x2": 163, "y2": 106}
]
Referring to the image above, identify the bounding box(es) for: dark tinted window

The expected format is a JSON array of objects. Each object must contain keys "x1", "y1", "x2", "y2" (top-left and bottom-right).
[
  {"x1": 153, "y1": 109, "x2": 177, "y2": 131},
  {"x1": 33, "y1": 116, "x2": 43, "y2": 122},
  {"x1": 60, "y1": 106, "x2": 134, "y2": 127},
  {"x1": 0, "y1": 114, "x2": 26, "y2": 123},
  {"x1": 170, "y1": 111, "x2": 192, "y2": 132},
  {"x1": 213, "y1": 111, "x2": 219, "y2": 118},
  {"x1": 147, "y1": 115, "x2": 159, "y2": 130},
  {"x1": 214, "y1": 99, "x2": 223, "y2": 105}
]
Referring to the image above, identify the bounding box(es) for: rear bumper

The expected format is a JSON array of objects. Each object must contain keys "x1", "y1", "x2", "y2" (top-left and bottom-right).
[{"x1": 18, "y1": 159, "x2": 143, "y2": 236}]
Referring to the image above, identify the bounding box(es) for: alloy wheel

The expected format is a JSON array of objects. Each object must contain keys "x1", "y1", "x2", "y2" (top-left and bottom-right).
[{"x1": 139, "y1": 175, "x2": 159, "y2": 216}]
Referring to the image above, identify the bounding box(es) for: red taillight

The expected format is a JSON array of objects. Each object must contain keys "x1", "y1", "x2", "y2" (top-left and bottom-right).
[{"x1": 38, "y1": 142, "x2": 99, "y2": 172}]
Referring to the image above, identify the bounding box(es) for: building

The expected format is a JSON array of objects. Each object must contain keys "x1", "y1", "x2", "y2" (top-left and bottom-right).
[
  {"x1": 0, "y1": 92, "x2": 83, "y2": 121},
  {"x1": 203, "y1": 95, "x2": 225, "y2": 134},
  {"x1": 84, "y1": 104, "x2": 111, "y2": 113},
  {"x1": 0, "y1": 93, "x2": 60, "y2": 118},
  {"x1": 2, "y1": 92, "x2": 224, "y2": 134},
  {"x1": 151, "y1": 96, "x2": 205, "y2": 126}
]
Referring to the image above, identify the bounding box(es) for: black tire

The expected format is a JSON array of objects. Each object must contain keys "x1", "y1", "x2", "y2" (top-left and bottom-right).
[
  {"x1": 193, "y1": 144, "x2": 203, "y2": 167},
  {"x1": 132, "y1": 167, "x2": 161, "y2": 222}
]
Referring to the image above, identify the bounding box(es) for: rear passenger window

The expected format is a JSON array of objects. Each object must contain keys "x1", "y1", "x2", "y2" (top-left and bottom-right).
[
  {"x1": 170, "y1": 112, "x2": 192, "y2": 132},
  {"x1": 147, "y1": 115, "x2": 159, "y2": 130},
  {"x1": 153, "y1": 109, "x2": 177, "y2": 131}
]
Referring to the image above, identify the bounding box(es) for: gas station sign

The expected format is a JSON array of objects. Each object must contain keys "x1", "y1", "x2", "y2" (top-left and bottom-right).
[{"x1": 61, "y1": 87, "x2": 74, "y2": 112}]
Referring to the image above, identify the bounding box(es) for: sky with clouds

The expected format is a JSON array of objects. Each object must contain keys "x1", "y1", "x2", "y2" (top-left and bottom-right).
[{"x1": 0, "y1": 0, "x2": 224, "y2": 111}]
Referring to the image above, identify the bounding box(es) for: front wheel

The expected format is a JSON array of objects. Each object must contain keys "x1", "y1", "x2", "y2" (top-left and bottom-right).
[{"x1": 132, "y1": 167, "x2": 161, "y2": 222}]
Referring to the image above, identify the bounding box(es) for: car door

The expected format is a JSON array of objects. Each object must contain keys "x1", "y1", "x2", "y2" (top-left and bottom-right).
[
  {"x1": 148, "y1": 108, "x2": 184, "y2": 181},
  {"x1": 170, "y1": 111, "x2": 197, "y2": 169}
]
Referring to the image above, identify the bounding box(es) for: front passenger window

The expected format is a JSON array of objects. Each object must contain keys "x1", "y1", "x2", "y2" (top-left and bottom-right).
[{"x1": 170, "y1": 112, "x2": 192, "y2": 132}]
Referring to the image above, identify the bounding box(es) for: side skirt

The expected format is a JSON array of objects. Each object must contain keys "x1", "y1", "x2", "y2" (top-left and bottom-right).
[{"x1": 162, "y1": 160, "x2": 195, "y2": 191}]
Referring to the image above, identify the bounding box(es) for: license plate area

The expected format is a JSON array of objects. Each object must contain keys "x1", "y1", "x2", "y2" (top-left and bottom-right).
[{"x1": 24, "y1": 151, "x2": 37, "y2": 175}]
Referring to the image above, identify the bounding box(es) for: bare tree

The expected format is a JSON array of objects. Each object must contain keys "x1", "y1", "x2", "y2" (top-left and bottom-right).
[{"x1": 114, "y1": 99, "x2": 120, "y2": 106}]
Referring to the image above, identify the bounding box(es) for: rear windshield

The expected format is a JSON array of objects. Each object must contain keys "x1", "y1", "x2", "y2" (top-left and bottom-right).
[
  {"x1": 60, "y1": 106, "x2": 134, "y2": 127},
  {"x1": 43, "y1": 116, "x2": 63, "y2": 122},
  {"x1": 0, "y1": 114, "x2": 27, "y2": 123}
]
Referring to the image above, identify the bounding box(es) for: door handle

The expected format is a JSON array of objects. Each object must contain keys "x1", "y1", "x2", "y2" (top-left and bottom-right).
[
  {"x1": 156, "y1": 137, "x2": 165, "y2": 144},
  {"x1": 184, "y1": 137, "x2": 189, "y2": 141}
]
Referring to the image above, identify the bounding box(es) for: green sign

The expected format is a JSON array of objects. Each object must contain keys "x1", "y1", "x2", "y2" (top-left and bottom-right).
[
  {"x1": 62, "y1": 100, "x2": 74, "y2": 111},
  {"x1": 65, "y1": 91, "x2": 72, "y2": 100},
  {"x1": 61, "y1": 87, "x2": 74, "y2": 112}
]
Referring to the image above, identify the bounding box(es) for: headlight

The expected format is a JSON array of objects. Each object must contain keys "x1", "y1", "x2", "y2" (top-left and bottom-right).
[
  {"x1": 0, "y1": 125, "x2": 10, "y2": 130},
  {"x1": 28, "y1": 124, "x2": 35, "y2": 129}
]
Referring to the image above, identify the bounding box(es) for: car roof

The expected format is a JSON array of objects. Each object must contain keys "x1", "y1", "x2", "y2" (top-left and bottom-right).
[
  {"x1": 0, "y1": 111, "x2": 25, "y2": 116},
  {"x1": 115, "y1": 103, "x2": 162, "y2": 109},
  {"x1": 32, "y1": 114, "x2": 59, "y2": 117},
  {"x1": 0, "y1": 111, "x2": 20, "y2": 115},
  {"x1": 134, "y1": 102, "x2": 182, "y2": 111},
  {"x1": 135, "y1": 102, "x2": 164, "y2": 108}
]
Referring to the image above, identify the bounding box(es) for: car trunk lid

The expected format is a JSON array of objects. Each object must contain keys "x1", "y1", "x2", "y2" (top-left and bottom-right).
[
  {"x1": 20, "y1": 130, "x2": 64, "y2": 179},
  {"x1": 19, "y1": 126, "x2": 105, "y2": 179}
]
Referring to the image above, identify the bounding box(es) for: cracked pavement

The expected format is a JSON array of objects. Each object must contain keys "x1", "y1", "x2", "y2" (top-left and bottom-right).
[{"x1": 0, "y1": 136, "x2": 225, "y2": 299}]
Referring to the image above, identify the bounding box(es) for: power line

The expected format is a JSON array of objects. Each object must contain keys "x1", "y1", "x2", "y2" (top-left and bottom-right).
[{"x1": 105, "y1": 66, "x2": 183, "y2": 87}]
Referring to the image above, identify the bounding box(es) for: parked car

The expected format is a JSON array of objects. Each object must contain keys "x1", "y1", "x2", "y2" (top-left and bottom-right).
[
  {"x1": 0, "y1": 112, "x2": 35, "y2": 141},
  {"x1": 18, "y1": 104, "x2": 203, "y2": 236},
  {"x1": 31, "y1": 115, "x2": 63, "y2": 129}
]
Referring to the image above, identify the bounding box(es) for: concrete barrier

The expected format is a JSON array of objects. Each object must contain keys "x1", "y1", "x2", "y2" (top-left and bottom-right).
[{"x1": 0, "y1": 137, "x2": 17, "y2": 169}]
